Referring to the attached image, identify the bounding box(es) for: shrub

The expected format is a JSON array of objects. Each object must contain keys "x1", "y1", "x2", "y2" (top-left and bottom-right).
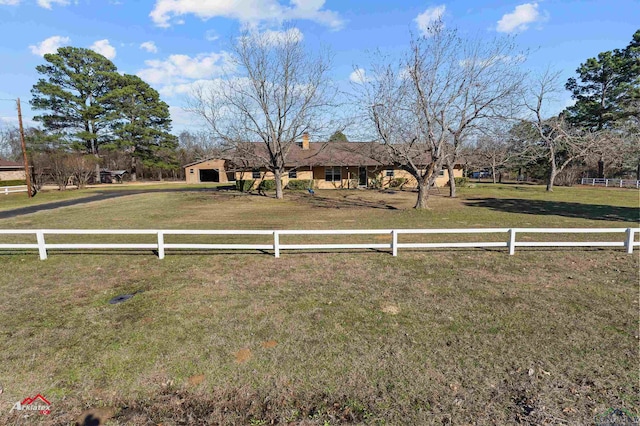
[
  {"x1": 389, "y1": 178, "x2": 407, "y2": 188},
  {"x1": 258, "y1": 179, "x2": 277, "y2": 191},
  {"x1": 235, "y1": 179, "x2": 255, "y2": 192},
  {"x1": 286, "y1": 179, "x2": 314, "y2": 190},
  {"x1": 0, "y1": 179, "x2": 27, "y2": 187},
  {"x1": 454, "y1": 177, "x2": 469, "y2": 187},
  {"x1": 370, "y1": 175, "x2": 383, "y2": 189},
  {"x1": 348, "y1": 178, "x2": 359, "y2": 189}
]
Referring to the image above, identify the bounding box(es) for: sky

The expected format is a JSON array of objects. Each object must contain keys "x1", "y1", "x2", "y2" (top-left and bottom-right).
[{"x1": 0, "y1": 0, "x2": 638, "y2": 137}]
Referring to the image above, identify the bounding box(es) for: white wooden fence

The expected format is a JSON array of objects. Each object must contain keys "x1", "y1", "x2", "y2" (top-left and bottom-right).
[
  {"x1": 1, "y1": 185, "x2": 28, "y2": 195},
  {"x1": 581, "y1": 178, "x2": 640, "y2": 188},
  {"x1": 0, "y1": 228, "x2": 638, "y2": 260}
]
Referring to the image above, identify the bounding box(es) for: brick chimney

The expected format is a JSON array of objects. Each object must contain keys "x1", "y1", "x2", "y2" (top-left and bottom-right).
[{"x1": 302, "y1": 132, "x2": 310, "y2": 150}]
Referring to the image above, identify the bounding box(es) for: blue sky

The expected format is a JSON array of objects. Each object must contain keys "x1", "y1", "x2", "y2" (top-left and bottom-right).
[{"x1": 0, "y1": 0, "x2": 638, "y2": 135}]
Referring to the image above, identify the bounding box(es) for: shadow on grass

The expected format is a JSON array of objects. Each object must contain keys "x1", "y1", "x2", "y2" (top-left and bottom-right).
[
  {"x1": 0, "y1": 187, "x2": 229, "y2": 220},
  {"x1": 465, "y1": 198, "x2": 640, "y2": 223},
  {"x1": 286, "y1": 193, "x2": 399, "y2": 210}
]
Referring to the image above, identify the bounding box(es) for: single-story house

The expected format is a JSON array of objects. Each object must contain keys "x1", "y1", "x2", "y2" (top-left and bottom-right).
[
  {"x1": 183, "y1": 135, "x2": 462, "y2": 189},
  {"x1": 0, "y1": 158, "x2": 26, "y2": 182}
]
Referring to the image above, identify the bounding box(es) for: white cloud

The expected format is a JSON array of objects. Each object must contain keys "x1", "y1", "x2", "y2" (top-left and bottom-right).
[
  {"x1": 137, "y1": 52, "x2": 235, "y2": 86},
  {"x1": 37, "y1": 0, "x2": 69, "y2": 9},
  {"x1": 496, "y1": 2, "x2": 546, "y2": 33},
  {"x1": 158, "y1": 79, "x2": 213, "y2": 97},
  {"x1": 90, "y1": 39, "x2": 117, "y2": 59},
  {"x1": 415, "y1": 4, "x2": 445, "y2": 36},
  {"x1": 29, "y1": 35, "x2": 70, "y2": 56},
  {"x1": 349, "y1": 68, "x2": 369, "y2": 84},
  {"x1": 459, "y1": 54, "x2": 527, "y2": 68},
  {"x1": 149, "y1": 0, "x2": 343, "y2": 30},
  {"x1": 252, "y1": 27, "x2": 304, "y2": 46},
  {"x1": 169, "y1": 105, "x2": 203, "y2": 128},
  {"x1": 205, "y1": 30, "x2": 219, "y2": 41},
  {"x1": 0, "y1": 0, "x2": 21, "y2": 6},
  {"x1": 140, "y1": 41, "x2": 158, "y2": 53}
]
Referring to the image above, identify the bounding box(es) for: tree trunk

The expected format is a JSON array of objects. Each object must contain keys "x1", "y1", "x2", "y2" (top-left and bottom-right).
[
  {"x1": 547, "y1": 161, "x2": 557, "y2": 192},
  {"x1": 274, "y1": 169, "x2": 284, "y2": 199},
  {"x1": 158, "y1": 169, "x2": 163, "y2": 181},
  {"x1": 447, "y1": 162, "x2": 456, "y2": 198},
  {"x1": 414, "y1": 180, "x2": 429, "y2": 209},
  {"x1": 94, "y1": 161, "x2": 101, "y2": 184},
  {"x1": 131, "y1": 157, "x2": 137, "y2": 182},
  {"x1": 597, "y1": 159, "x2": 604, "y2": 178},
  {"x1": 491, "y1": 164, "x2": 497, "y2": 184}
]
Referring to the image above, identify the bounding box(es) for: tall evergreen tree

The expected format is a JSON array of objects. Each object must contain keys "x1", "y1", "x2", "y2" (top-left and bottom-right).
[
  {"x1": 328, "y1": 130, "x2": 348, "y2": 142},
  {"x1": 30, "y1": 47, "x2": 119, "y2": 174},
  {"x1": 103, "y1": 74, "x2": 177, "y2": 181},
  {"x1": 564, "y1": 30, "x2": 640, "y2": 177}
]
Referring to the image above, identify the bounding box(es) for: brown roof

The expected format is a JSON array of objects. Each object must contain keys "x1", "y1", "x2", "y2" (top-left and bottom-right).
[
  {"x1": 226, "y1": 141, "x2": 432, "y2": 169},
  {"x1": 0, "y1": 158, "x2": 24, "y2": 169}
]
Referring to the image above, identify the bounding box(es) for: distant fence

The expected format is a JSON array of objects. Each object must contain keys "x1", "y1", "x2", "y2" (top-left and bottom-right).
[
  {"x1": 0, "y1": 228, "x2": 638, "y2": 260},
  {"x1": 1, "y1": 185, "x2": 28, "y2": 195},
  {"x1": 581, "y1": 178, "x2": 640, "y2": 188}
]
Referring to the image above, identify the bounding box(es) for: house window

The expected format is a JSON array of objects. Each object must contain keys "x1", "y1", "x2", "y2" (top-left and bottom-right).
[
  {"x1": 386, "y1": 169, "x2": 394, "y2": 177},
  {"x1": 438, "y1": 170, "x2": 445, "y2": 177},
  {"x1": 252, "y1": 169, "x2": 261, "y2": 179},
  {"x1": 190, "y1": 169, "x2": 194, "y2": 174},
  {"x1": 325, "y1": 166, "x2": 342, "y2": 182},
  {"x1": 288, "y1": 169, "x2": 297, "y2": 179}
]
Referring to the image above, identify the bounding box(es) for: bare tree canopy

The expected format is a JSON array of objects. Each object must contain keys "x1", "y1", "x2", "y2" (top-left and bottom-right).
[
  {"x1": 355, "y1": 21, "x2": 525, "y2": 208},
  {"x1": 518, "y1": 70, "x2": 602, "y2": 191},
  {"x1": 188, "y1": 28, "x2": 337, "y2": 199}
]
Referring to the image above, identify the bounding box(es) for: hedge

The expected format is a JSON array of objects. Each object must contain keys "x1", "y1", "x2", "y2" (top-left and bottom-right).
[
  {"x1": 258, "y1": 179, "x2": 277, "y2": 191},
  {"x1": 0, "y1": 179, "x2": 27, "y2": 187},
  {"x1": 235, "y1": 179, "x2": 255, "y2": 192},
  {"x1": 286, "y1": 179, "x2": 314, "y2": 190}
]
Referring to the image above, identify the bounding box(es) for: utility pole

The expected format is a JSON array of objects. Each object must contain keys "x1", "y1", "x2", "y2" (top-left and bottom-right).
[{"x1": 16, "y1": 98, "x2": 33, "y2": 198}]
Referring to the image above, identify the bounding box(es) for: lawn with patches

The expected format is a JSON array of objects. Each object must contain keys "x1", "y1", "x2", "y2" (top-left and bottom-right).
[{"x1": 0, "y1": 184, "x2": 638, "y2": 425}]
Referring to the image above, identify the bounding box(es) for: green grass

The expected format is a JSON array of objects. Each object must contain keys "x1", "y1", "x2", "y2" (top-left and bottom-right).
[{"x1": 0, "y1": 184, "x2": 638, "y2": 425}]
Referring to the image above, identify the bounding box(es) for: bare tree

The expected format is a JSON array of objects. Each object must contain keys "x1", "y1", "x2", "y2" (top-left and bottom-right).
[
  {"x1": 520, "y1": 71, "x2": 600, "y2": 191},
  {"x1": 0, "y1": 125, "x2": 22, "y2": 161},
  {"x1": 356, "y1": 21, "x2": 525, "y2": 208},
  {"x1": 473, "y1": 125, "x2": 521, "y2": 183},
  {"x1": 47, "y1": 152, "x2": 73, "y2": 190},
  {"x1": 189, "y1": 28, "x2": 336, "y2": 199},
  {"x1": 67, "y1": 154, "x2": 99, "y2": 188}
]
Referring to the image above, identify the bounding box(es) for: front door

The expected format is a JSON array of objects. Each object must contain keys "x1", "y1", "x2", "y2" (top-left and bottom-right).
[{"x1": 359, "y1": 167, "x2": 367, "y2": 186}]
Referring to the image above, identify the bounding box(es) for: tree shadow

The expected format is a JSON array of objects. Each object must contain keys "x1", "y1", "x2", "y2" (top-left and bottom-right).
[
  {"x1": 289, "y1": 192, "x2": 399, "y2": 210},
  {"x1": 0, "y1": 187, "x2": 228, "y2": 220},
  {"x1": 464, "y1": 198, "x2": 640, "y2": 223}
]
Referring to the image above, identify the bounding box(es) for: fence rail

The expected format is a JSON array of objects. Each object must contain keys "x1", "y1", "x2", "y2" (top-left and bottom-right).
[
  {"x1": 1, "y1": 185, "x2": 28, "y2": 195},
  {"x1": 581, "y1": 178, "x2": 640, "y2": 188},
  {"x1": 0, "y1": 228, "x2": 638, "y2": 260}
]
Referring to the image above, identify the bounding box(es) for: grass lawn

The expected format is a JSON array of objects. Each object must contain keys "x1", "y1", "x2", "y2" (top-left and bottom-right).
[{"x1": 0, "y1": 184, "x2": 638, "y2": 425}]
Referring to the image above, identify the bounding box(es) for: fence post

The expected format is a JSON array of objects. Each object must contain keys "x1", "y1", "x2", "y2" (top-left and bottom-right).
[
  {"x1": 508, "y1": 229, "x2": 516, "y2": 255},
  {"x1": 391, "y1": 230, "x2": 398, "y2": 257},
  {"x1": 273, "y1": 231, "x2": 280, "y2": 258},
  {"x1": 157, "y1": 231, "x2": 165, "y2": 259},
  {"x1": 625, "y1": 228, "x2": 634, "y2": 254},
  {"x1": 36, "y1": 230, "x2": 47, "y2": 260}
]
